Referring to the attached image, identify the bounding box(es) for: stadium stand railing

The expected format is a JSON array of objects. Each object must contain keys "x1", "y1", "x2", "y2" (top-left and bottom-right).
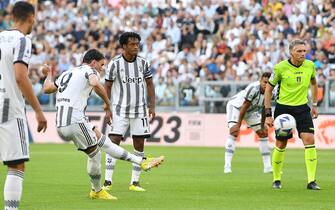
[{"x1": 37, "y1": 79, "x2": 335, "y2": 114}]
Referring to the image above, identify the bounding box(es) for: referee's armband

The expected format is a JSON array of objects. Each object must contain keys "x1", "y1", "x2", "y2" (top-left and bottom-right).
[{"x1": 265, "y1": 108, "x2": 272, "y2": 117}]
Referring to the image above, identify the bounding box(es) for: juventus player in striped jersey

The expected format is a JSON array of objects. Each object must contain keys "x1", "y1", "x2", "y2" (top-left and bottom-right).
[
  {"x1": 224, "y1": 72, "x2": 272, "y2": 174},
  {"x1": 0, "y1": 2, "x2": 47, "y2": 210},
  {"x1": 43, "y1": 49, "x2": 164, "y2": 200},
  {"x1": 103, "y1": 32, "x2": 155, "y2": 192}
]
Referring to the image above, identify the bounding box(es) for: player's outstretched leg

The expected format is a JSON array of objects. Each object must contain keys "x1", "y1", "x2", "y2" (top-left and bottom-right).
[
  {"x1": 97, "y1": 135, "x2": 164, "y2": 170},
  {"x1": 224, "y1": 135, "x2": 236, "y2": 173}
]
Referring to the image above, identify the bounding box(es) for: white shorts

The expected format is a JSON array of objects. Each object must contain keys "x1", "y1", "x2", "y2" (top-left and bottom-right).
[
  {"x1": 57, "y1": 123, "x2": 98, "y2": 150},
  {"x1": 0, "y1": 118, "x2": 29, "y2": 165},
  {"x1": 108, "y1": 115, "x2": 151, "y2": 138},
  {"x1": 226, "y1": 101, "x2": 262, "y2": 132}
]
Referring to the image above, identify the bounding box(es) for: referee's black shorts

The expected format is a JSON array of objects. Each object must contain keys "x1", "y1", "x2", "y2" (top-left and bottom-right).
[{"x1": 274, "y1": 103, "x2": 314, "y2": 140}]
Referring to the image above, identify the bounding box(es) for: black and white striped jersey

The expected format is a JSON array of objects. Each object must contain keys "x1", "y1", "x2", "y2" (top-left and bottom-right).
[
  {"x1": 0, "y1": 30, "x2": 32, "y2": 123},
  {"x1": 105, "y1": 55, "x2": 152, "y2": 118},
  {"x1": 54, "y1": 64, "x2": 97, "y2": 127},
  {"x1": 229, "y1": 81, "x2": 264, "y2": 113}
]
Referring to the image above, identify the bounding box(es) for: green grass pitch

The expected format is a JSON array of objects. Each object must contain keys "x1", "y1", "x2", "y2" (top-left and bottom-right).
[{"x1": 0, "y1": 144, "x2": 334, "y2": 210}]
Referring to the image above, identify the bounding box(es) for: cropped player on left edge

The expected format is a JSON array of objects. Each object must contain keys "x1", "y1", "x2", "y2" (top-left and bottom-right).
[
  {"x1": 0, "y1": 2, "x2": 47, "y2": 210},
  {"x1": 42, "y1": 49, "x2": 164, "y2": 200}
]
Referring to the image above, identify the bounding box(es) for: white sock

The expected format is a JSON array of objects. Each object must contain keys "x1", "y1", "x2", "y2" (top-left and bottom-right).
[
  {"x1": 131, "y1": 150, "x2": 144, "y2": 184},
  {"x1": 104, "y1": 154, "x2": 117, "y2": 183},
  {"x1": 225, "y1": 135, "x2": 236, "y2": 169},
  {"x1": 87, "y1": 148, "x2": 102, "y2": 192},
  {"x1": 97, "y1": 135, "x2": 142, "y2": 165},
  {"x1": 4, "y1": 169, "x2": 24, "y2": 210},
  {"x1": 259, "y1": 137, "x2": 271, "y2": 169}
]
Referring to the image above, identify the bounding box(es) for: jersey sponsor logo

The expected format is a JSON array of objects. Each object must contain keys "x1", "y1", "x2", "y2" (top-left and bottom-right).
[
  {"x1": 0, "y1": 88, "x2": 6, "y2": 93},
  {"x1": 57, "y1": 98, "x2": 70, "y2": 103},
  {"x1": 122, "y1": 76, "x2": 143, "y2": 84}
]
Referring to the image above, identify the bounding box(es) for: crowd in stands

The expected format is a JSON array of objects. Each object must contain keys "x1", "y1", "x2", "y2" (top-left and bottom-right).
[{"x1": 1, "y1": 0, "x2": 335, "y2": 109}]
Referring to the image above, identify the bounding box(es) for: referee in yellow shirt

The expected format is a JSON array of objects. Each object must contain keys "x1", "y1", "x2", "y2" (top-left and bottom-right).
[{"x1": 264, "y1": 39, "x2": 320, "y2": 190}]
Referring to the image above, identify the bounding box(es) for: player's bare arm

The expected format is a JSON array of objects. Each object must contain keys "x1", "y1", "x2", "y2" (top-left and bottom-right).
[
  {"x1": 264, "y1": 83, "x2": 274, "y2": 128},
  {"x1": 103, "y1": 80, "x2": 113, "y2": 124},
  {"x1": 310, "y1": 78, "x2": 318, "y2": 119},
  {"x1": 89, "y1": 74, "x2": 112, "y2": 123},
  {"x1": 42, "y1": 65, "x2": 57, "y2": 94},
  {"x1": 89, "y1": 74, "x2": 111, "y2": 107},
  {"x1": 145, "y1": 77, "x2": 156, "y2": 119},
  {"x1": 15, "y1": 63, "x2": 47, "y2": 132},
  {"x1": 230, "y1": 100, "x2": 251, "y2": 136},
  {"x1": 104, "y1": 80, "x2": 113, "y2": 109}
]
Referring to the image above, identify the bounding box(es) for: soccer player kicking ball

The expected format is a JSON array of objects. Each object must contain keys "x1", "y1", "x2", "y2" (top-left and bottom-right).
[
  {"x1": 224, "y1": 72, "x2": 272, "y2": 174},
  {"x1": 264, "y1": 39, "x2": 320, "y2": 190},
  {"x1": 42, "y1": 49, "x2": 164, "y2": 200}
]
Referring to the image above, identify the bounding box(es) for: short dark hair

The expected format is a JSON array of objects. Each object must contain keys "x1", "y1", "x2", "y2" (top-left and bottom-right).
[
  {"x1": 289, "y1": 39, "x2": 306, "y2": 52},
  {"x1": 12, "y1": 1, "x2": 35, "y2": 22},
  {"x1": 82, "y1": 49, "x2": 105, "y2": 63},
  {"x1": 261, "y1": 72, "x2": 272, "y2": 79},
  {"x1": 119, "y1": 32, "x2": 141, "y2": 46}
]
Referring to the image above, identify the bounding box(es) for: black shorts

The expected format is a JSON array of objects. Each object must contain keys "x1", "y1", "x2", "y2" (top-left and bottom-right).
[{"x1": 274, "y1": 103, "x2": 314, "y2": 140}]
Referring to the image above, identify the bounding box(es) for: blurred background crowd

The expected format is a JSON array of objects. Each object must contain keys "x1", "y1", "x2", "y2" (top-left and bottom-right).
[{"x1": 1, "y1": 0, "x2": 335, "y2": 110}]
